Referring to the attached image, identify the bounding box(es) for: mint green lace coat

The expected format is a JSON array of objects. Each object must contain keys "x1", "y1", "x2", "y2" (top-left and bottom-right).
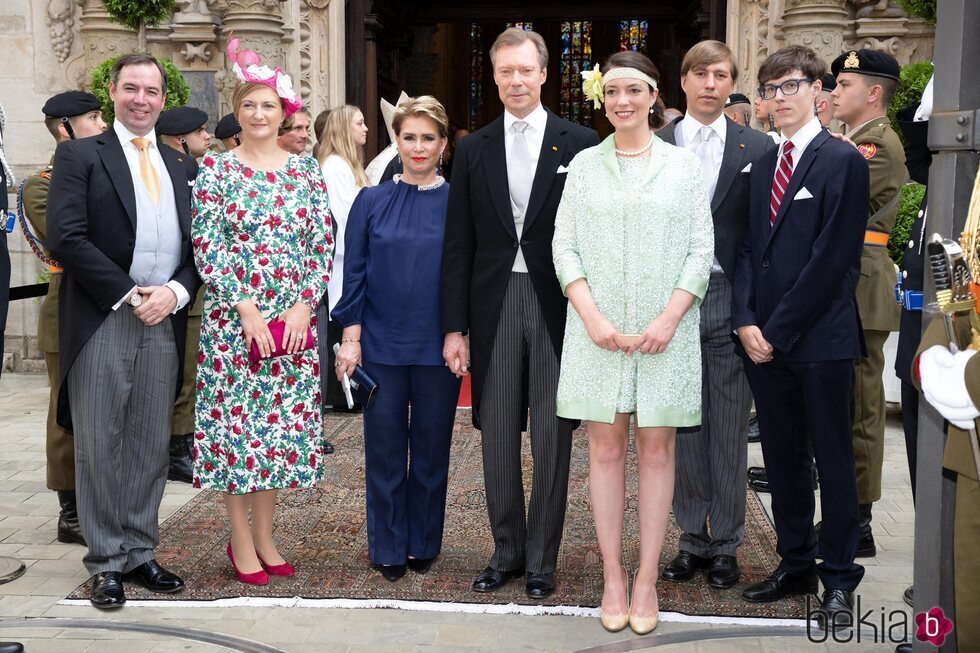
[{"x1": 552, "y1": 135, "x2": 713, "y2": 427}]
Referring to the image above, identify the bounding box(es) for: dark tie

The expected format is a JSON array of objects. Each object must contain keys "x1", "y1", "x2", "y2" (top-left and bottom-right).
[{"x1": 770, "y1": 140, "x2": 794, "y2": 227}]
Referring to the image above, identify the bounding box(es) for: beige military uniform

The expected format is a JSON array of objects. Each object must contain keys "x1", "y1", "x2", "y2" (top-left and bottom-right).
[
  {"x1": 916, "y1": 317, "x2": 980, "y2": 652},
  {"x1": 848, "y1": 116, "x2": 906, "y2": 505},
  {"x1": 171, "y1": 287, "x2": 203, "y2": 435},
  {"x1": 21, "y1": 159, "x2": 75, "y2": 491}
]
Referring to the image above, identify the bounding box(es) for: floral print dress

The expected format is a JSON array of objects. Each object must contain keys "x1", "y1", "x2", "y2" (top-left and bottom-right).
[{"x1": 191, "y1": 152, "x2": 333, "y2": 494}]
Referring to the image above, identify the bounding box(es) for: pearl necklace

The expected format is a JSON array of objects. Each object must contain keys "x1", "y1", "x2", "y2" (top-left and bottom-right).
[
  {"x1": 394, "y1": 174, "x2": 446, "y2": 191},
  {"x1": 614, "y1": 132, "x2": 655, "y2": 157}
]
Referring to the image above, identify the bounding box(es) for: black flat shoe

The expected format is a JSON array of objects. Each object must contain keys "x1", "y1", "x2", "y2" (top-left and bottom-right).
[
  {"x1": 662, "y1": 550, "x2": 710, "y2": 582},
  {"x1": 407, "y1": 556, "x2": 436, "y2": 574},
  {"x1": 374, "y1": 563, "x2": 406, "y2": 581},
  {"x1": 123, "y1": 560, "x2": 185, "y2": 594},
  {"x1": 895, "y1": 644, "x2": 912, "y2": 653},
  {"x1": 324, "y1": 440, "x2": 335, "y2": 455},
  {"x1": 813, "y1": 588, "x2": 854, "y2": 632},
  {"x1": 748, "y1": 477, "x2": 771, "y2": 493},
  {"x1": 707, "y1": 554, "x2": 739, "y2": 589},
  {"x1": 472, "y1": 565, "x2": 525, "y2": 593},
  {"x1": 526, "y1": 572, "x2": 555, "y2": 599},
  {"x1": 742, "y1": 568, "x2": 817, "y2": 603},
  {"x1": 0, "y1": 643, "x2": 24, "y2": 653},
  {"x1": 90, "y1": 571, "x2": 126, "y2": 609},
  {"x1": 746, "y1": 466, "x2": 767, "y2": 482}
]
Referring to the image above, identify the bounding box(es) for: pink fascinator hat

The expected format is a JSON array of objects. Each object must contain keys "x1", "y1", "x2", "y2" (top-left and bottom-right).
[{"x1": 226, "y1": 37, "x2": 303, "y2": 117}]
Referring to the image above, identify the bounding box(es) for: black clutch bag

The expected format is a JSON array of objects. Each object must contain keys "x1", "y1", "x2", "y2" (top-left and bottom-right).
[{"x1": 348, "y1": 364, "x2": 378, "y2": 410}]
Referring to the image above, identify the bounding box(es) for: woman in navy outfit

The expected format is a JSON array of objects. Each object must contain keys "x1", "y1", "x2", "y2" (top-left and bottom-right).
[{"x1": 332, "y1": 96, "x2": 461, "y2": 581}]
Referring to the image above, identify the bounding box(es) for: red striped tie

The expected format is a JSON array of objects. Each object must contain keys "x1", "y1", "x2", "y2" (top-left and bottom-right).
[{"x1": 770, "y1": 141, "x2": 794, "y2": 226}]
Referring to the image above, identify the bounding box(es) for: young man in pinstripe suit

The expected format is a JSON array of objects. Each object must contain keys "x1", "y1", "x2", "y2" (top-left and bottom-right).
[{"x1": 656, "y1": 41, "x2": 775, "y2": 589}]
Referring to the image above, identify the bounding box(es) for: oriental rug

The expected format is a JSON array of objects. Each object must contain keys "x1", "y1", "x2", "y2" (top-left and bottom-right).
[{"x1": 67, "y1": 411, "x2": 809, "y2": 621}]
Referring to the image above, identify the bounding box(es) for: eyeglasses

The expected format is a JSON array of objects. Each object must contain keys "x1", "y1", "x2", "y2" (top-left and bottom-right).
[{"x1": 757, "y1": 78, "x2": 813, "y2": 100}]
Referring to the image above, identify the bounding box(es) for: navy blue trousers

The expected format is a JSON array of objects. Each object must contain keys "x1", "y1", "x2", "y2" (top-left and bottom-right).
[{"x1": 362, "y1": 361, "x2": 461, "y2": 565}]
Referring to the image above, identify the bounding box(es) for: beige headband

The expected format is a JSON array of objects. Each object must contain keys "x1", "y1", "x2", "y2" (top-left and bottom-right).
[{"x1": 603, "y1": 67, "x2": 658, "y2": 91}]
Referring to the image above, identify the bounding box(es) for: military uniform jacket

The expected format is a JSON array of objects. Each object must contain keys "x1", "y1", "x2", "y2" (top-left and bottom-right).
[
  {"x1": 21, "y1": 157, "x2": 60, "y2": 353},
  {"x1": 850, "y1": 116, "x2": 905, "y2": 331},
  {"x1": 915, "y1": 316, "x2": 980, "y2": 481}
]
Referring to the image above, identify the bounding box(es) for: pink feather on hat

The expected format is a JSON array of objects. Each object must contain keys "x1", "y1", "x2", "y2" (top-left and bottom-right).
[{"x1": 226, "y1": 35, "x2": 303, "y2": 117}]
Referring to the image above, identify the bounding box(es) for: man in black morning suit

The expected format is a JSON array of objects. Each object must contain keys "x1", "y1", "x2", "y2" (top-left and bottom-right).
[
  {"x1": 732, "y1": 46, "x2": 868, "y2": 632},
  {"x1": 441, "y1": 27, "x2": 598, "y2": 599},
  {"x1": 47, "y1": 54, "x2": 200, "y2": 609}
]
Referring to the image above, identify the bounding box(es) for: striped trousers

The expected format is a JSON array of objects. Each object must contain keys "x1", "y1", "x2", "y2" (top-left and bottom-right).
[
  {"x1": 68, "y1": 307, "x2": 178, "y2": 575},
  {"x1": 480, "y1": 273, "x2": 573, "y2": 575},
  {"x1": 673, "y1": 274, "x2": 752, "y2": 557}
]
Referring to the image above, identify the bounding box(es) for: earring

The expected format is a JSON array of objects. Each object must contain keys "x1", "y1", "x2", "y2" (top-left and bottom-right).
[
  {"x1": 439, "y1": 150, "x2": 444, "y2": 167},
  {"x1": 649, "y1": 106, "x2": 654, "y2": 114}
]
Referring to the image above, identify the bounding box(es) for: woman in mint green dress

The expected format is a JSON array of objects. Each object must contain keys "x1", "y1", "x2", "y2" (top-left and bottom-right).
[{"x1": 553, "y1": 51, "x2": 712, "y2": 634}]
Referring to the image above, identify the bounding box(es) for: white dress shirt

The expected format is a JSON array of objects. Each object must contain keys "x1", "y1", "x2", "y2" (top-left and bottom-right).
[
  {"x1": 503, "y1": 103, "x2": 547, "y2": 273},
  {"x1": 677, "y1": 111, "x2": 727, "y2": 202},
  {"x1": 111, "y1": 120, "x2": 189, "y2": 312},
  {"x1": 777, "y1": 116, "x2": 823, "y2": 175}
]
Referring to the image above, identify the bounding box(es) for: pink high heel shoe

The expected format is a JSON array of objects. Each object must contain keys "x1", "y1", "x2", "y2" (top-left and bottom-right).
[
  {"x1": 257, "y1": 552, "x2": 295, "y2": 577},
  {"x1": 227, "y1": 542, "x2": 269, "y2": 585}
]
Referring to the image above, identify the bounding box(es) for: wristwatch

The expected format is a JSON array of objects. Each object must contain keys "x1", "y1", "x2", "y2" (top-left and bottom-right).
[{"x1": 129, "y1": 292, "x2": 143, "y2": 308}]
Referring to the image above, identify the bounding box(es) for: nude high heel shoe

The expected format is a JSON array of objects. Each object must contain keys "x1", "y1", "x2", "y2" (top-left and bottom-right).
[
  {"x1": 599, "y1": 569, "x2": 629, "y2": 632},
  {"x1": 628, "y1": 570, "x2": 659, "y2": 635}
]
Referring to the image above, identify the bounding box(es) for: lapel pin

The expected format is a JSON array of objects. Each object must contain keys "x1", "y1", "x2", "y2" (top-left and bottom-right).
[
  {"x1": 739, "y1": 144, "x2": 745, "y2": 149},
  {"x1": 552, "y1": 145, "x2": 558, "y2": 151},
  {"x1": 177, "y1": 157, "x2": 183, "y2": 162}
]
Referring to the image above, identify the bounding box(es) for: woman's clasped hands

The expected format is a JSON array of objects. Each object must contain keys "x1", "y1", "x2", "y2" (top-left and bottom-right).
[{"x1": 583, "y1": 310, "x2": 678, "y2": 356}]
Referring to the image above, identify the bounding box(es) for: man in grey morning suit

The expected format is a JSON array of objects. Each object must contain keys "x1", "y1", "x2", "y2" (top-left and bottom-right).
[
  {"x1": 441, "y1": 28, "x2": 599, "y2": 599},
  {"x1": 656, "y1": 41, "x2": 775, "y2": 588},
  {"x1": 47, "y1": 54, "x2": 200, "y2": 609}
]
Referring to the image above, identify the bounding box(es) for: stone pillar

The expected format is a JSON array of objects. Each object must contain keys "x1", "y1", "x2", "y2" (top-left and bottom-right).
[
  {"x1": 777, "y1": 0, "x2": 850, "y2": 64},
  {"x1": 77, "y1": 0, "x2": 138, "y2": 86},
  {"x1": 168, "y1": 0, "x2": 219, "y2": 72},
  {"x1": 299, "y1": 0, "x2": 346, "y2": 124},
  {"x1": 213, "y1": 0, "x2": 288, "y2": 113},
  {"x1": 728, "y1": 0, "x2": 777, "y2": 97},
  {"x1": 846, "y1": 1, "x2": 935, "y2": 65}
]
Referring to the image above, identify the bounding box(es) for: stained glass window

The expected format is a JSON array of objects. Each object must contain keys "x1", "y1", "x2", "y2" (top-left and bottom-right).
[
  {"x1": 559, "y1": 21, "x2": 593, "y2": 126},
  {"x1": 469, "y1": 22, "x2": 483, "y2": 132},
  {"x1": 620, "y1": 19, "x2": 649, "y2": 53},
  {"x1": 505, "y1": 22, "x2": 534, "y2": 31}
]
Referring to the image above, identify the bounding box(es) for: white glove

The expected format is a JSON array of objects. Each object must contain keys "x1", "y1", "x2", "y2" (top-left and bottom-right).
[{"x1": 919, "y1": 345, "x2": 979, "y2": 429}]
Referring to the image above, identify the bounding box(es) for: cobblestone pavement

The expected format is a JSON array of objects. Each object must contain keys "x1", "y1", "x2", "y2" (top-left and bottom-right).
[{"x1": 0, "y1": 373, "x2": 912, "y2": 652}]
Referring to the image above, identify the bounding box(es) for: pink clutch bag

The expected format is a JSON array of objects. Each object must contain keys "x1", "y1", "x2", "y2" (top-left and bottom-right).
[{"x1": 248, "y1": 319, "x2": 315, "y2": 363}]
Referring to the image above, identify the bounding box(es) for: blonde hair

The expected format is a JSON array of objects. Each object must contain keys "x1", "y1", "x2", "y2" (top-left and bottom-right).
[
  {"x1": 232, "y1": 82, "x2": 285, "y2": 127},
  {"x1": 315, "y1": 104, "x2": 369, "y2": 188},
  {"x1": 392, "y1": 96, "x2": 449, "y2": 138},
  {"x1": 490, "y1": 27, "x2": 548, "y2": 69},
  {"x1": 680, "y1": 40, "x2": 738, "y2": 82}
]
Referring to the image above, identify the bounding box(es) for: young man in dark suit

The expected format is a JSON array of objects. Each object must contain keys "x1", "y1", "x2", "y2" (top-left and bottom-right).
[
  {"x1": 47, "y1": 54, "x2": 200, "y2": 609},
  {"x1": 732, "y1": 45, "x2": 868, "y2": 631},
  {"x1": 657, "y1": 40, "x2": 775, "y2": 590},
  {"x1": 441, "y1": 27, "x2": 598, "y2": 599}
]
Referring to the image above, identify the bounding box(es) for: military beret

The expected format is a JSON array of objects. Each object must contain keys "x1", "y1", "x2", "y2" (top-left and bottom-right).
[
  {"x1": 725, "y1": 93, "x2": 751, "y2": 107},
  {"x1": 819, "y1": 73, "x2": 837, "y2": 92},
  {"x1": 156, "y1": 106, "x2": 209, "y2": 136},
  {"x1": 215, "y1": 113, "x2": 241, "y2": 140},
  {"x1": 831, "y1": 49, "x2": 900, "y2": 81},
  {"x1": 41, "y1": 91, "x2": 102, "y2": 119}
]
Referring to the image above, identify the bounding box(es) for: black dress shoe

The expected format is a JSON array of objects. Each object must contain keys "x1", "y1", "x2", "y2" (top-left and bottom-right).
[
  {"x1": 471, "y1": 565, "x2": 525, "y2": 593},
  {"x1": 324, "y1": 440, "x2": 335, "y2": 455},
  {"x1": 407, "y1": 556, "x2": 436, "y2": 574},
  {"x1": 813, "y1": 588, "x2": 854, "y2": 632},
  {"x1": 814, "y1": 521, "x2": 876, "y2": 558},
  {"x1": 747, "y1": 416, "x2": 761, "y2": 443},
  {"x1": 662, "y1": 550, "x2": 711, "y2": 582},
  {"x1": 526, "y1": 572, "x2": 555, "y2": 599},
  {"x1": 746, "y1": 466, "x2": 767, "y2": 482},
  {"x1": 895, "y1": 644, "x2": 912, "y2": 653},
  {"x1": 373, "y1": 563, "x2": 406, "y2": 581},
  {"x1": 123, "y1": 560, "x2": 185, "y2": 594},
  {"x1": 167, "y1": 434, "x2": 194, "y2": 483},
  {"x1": 90, "y1": 571, "x2": 126, "y2": 609},
  {"x1": 903, "y1": 585, "x2": 913, "y2": 607},
  {"x1": 56, "y1": 490, "x2": 86, "y2": 545},
  {"x1": 707, "y1": 554, "x2": 740, "y2": 589},
  {"x1": 0, "y1": 643, "x2": 24, "y2": 653},
  {"x1": 748, "y1": 477, "x2": 771, "y2": 493},
  {"x1": 742, "y1": 568, "x2": 817, "y2": 602}
]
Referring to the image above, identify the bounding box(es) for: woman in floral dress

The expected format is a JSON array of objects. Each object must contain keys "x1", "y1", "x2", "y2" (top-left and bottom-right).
[{"x1": 191, "y1": 40, "x2": 333, "y2": 585}]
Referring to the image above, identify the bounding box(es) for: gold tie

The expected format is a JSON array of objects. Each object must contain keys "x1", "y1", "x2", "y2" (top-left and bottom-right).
[{"x1": 131, "y1": 137, "x2": 160, "y2": 204}]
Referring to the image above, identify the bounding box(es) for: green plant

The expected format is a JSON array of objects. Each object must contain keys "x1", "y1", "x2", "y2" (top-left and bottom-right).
[
  {"x1": 102, "y1": 0, "x2": 176, "y2": 31},
  {"x1": 889, "y1": 182, "x2": 926, "y2": 267},
  {"x1": 888, "y1": 60, "x2": 934, "y2": 144},
  {"x1": 899, "y1": 0, "x2": 937, "y2": 25},
  {"x1": 90, "y1": 56, "x2": 190, "y2": 126}
]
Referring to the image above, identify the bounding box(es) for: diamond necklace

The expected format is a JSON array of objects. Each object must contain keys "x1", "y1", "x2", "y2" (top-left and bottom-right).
[{"x1": 394, "y1": 174, "x2": 446, "y2": 191}]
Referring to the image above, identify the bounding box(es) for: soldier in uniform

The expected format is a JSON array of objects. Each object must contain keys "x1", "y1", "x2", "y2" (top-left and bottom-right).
[
  {"x1": 816, "y1": 73, "x2": 837, "y2": 128},
  {"x1": 214, "y1": 112, "x2": 241, "y2": 151},
  {"x1": 156, "y1": 106, "x2": 210, "y2": 483},
  {"x1": 20, "y1": 91, "x2": 106, "y2": 544},
  {"x1": 915, "y1": 315, "x2": 980, "y2": 653},
  {"x1": 829, "y1": 49, "x2": 905, "y2": 557}
]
